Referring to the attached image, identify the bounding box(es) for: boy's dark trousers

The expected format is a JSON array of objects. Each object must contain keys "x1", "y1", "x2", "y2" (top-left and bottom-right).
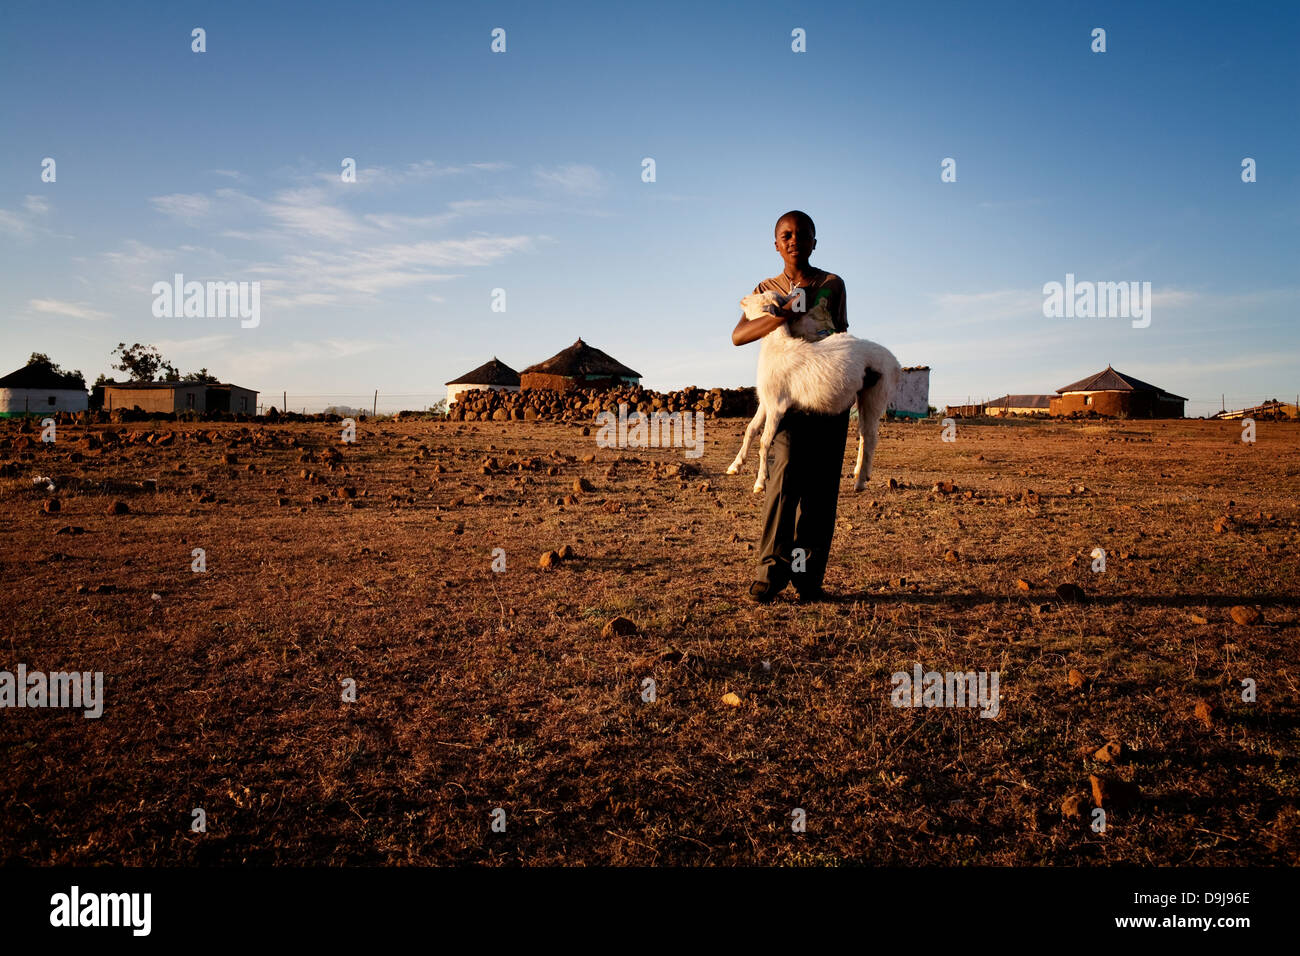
[{"x1": 753, "y1": 407, "x2": 851, "y2": 592}]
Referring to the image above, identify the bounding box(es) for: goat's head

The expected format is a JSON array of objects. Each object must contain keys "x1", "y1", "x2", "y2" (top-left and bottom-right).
[{"x1": 739, "y1": 291, "x2": 789, "y2": 321}]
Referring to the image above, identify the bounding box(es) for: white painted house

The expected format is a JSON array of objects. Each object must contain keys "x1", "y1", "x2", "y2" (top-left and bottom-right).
[
  {"x1": 445, "y1": 357, "x2": 521, "y2": 406},
  {"x1": 887, "y1": 365, "x2": 931, "y2": 419},
  {"x1": 0, "y1": 362, "x2": 88, "y2": 417}
]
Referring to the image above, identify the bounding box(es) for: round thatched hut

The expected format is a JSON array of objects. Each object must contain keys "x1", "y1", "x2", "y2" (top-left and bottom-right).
[
  {"x1": 520, "y1": 338, "x2": 641, "y2": 392},
  {"x1": 445, "y1": 357, "x2": 521, "y2": 406}
]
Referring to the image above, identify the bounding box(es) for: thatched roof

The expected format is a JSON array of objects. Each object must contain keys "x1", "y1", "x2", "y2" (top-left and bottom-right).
[
  {"x1": 522, "y1": 338, "x2": 640, "y2": 380},
  {"x1": 1056, "y1": 365, "x2": 1186, "y2": 400},
  {"x1": 446, "y1": 357, "x2": 520, "y2": 387},
  {"x1": 0, "y1": 364, "x2": 86, "y2": 390}
]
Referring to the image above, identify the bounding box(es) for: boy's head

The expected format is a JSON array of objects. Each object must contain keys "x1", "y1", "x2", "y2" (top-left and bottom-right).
[{"x1": 774, "y1": 210, "x2": 816, "y2": 269}]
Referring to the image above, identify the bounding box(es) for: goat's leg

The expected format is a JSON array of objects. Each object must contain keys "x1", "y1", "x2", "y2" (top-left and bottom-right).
[
  {"x1": 727, "y1": 404, "x2": 766, "y2": 475},
  {"x1": 853, "y1": 378, "x2": 889, "y2": 491},
  {"x1": 754, "y1": 406, "x2": 785, "y2": 494},
  {"x1": 853, "y1": 389, "x2": 869, "y2": 491}
]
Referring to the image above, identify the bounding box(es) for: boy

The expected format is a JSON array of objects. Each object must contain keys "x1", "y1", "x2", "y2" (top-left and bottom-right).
[{"x1": 731, "y1": 210, "x2": 850, "y2": 603}]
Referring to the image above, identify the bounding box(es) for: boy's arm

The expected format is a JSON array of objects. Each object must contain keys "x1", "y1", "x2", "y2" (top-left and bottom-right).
[
  {"x1": 836, "y1": 277, "x2": 848, "y2": 332},
  {"x1": 732, "y1": 308, "x2": 789, "y2": 346}
]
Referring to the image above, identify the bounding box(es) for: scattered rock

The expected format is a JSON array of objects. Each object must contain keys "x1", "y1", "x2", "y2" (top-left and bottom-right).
[
  {"x1": 1093, "y1": 740, "x2": 1126, "y2": 764},
  {"x1": 1089, "y1": 773, "x2": 1140, "y2": 810},
  {"x1": 573, "y1": 477, "x2": 595, "y2": 493},
  {"x1": 601, "y1": 616, "x2": 637, "y2": 638},
  {"x1": 538, "y1": 550, "x2": 562, "y2": 570},
  {"x1": 557, "y1": 544, "x2": 577, "y2": 560},
  {"x1": 1015, "y1": 578, "x2": 1032, "y2": 591},
  {"x1": 1189, "y1": 613, "x2": 1209, "y2": 625},
  {"x1": 1229, "y1": 605, "x2": 1262, "y2": 626},
  {"x1": 721, "y1": 692, "x2": 743, "y2": 707},
  {"x1": 42, "y1": 499, "x2": 60, "y2": 514},
  {"x1": 1055, "y1": 582, "x2": 1088, "y2": 604},
  {"x1": 943, "y1": 549, "x2": 959, "y2": 563},
  {"x1": 1060, "y1": 792, "x2": 1090, "y2": 819},
  {"x1": 1067, "y1": 669, "x2": 1086, "y2": 690},
  {"x1": 106, "y1": 500, "x2": 129, "y2": 515},
  {"x1": 55, "y1": 525, "x2": 85, "y2": 535},
  {"x1": 1194, "y1": 700, "x2": 1215, "y2": 729}
]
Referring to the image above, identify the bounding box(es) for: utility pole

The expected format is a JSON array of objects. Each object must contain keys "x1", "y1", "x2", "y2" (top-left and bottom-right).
[{"x1": 373, "y1": 390, "x2": 378, "y2": 418}]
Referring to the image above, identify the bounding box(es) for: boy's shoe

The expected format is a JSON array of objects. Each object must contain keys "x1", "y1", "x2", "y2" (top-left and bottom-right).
[{"x1": 748, "y1": 579, "x2": 785, "y2": 604}]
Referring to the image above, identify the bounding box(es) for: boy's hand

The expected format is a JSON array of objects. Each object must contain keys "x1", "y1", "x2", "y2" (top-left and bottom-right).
[{"x1": 776, "y1": 292, "x2": 808, "y2": 320}]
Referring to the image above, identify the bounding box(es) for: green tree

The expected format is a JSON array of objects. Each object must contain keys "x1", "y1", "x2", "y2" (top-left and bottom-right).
[
  {"x1": 110, "y1": 342, "x2": 171, "y2": 382},
  {"x1": 25, "y1": 352, "x2": 85, "y2": 387}
]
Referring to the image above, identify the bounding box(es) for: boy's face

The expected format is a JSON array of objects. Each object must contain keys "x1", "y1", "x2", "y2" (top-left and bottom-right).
[{"x1": 775, "y1": 216, "x2": 816, "y2": 269}]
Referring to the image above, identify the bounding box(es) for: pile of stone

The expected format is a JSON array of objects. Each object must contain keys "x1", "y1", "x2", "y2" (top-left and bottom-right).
[{"x1": 447, "y1": 385, "x2": 758, "y2": 422}]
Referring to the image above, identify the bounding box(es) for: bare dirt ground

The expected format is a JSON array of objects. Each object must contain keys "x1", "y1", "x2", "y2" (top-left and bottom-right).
[{"x1": 1, "y1": 416, "x2": 1297, "y2": 865}]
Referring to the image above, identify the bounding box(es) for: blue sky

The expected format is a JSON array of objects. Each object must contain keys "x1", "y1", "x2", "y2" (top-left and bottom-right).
[{"x1": 1, "y1": 0, "x2": 1296, "y2": 415}]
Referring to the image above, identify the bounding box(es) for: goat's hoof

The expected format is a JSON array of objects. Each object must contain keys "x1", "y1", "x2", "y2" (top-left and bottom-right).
[
  {"x1": 752, "y1": 483, "x2": 765, "y2": 494},
  {"x1": 852, "y1": 480, "x2": 867, "y2": 492},
  {"x1": 725, "y1": 464, "x2": 739, "y2": 475}
]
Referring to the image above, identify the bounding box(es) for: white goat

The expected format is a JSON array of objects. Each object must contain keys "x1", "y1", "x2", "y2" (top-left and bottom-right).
[{"x1": 727, "y1": 291, "x2": 902, "y2": 494}]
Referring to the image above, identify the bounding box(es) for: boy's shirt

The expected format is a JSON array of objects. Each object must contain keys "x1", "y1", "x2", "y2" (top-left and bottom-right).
[{"x1": 752, "y1": 267, "x2": 848, "y2": 342}]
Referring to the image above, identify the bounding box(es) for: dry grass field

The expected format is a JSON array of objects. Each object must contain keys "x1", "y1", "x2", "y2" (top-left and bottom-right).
[{"x1": 1, "y1": 415, "x2": 1297, "y2": 865}]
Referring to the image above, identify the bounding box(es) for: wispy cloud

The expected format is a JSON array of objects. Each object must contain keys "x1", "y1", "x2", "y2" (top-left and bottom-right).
[
  {"x1": 151, "y1": 193, "x2": 212, "y2": 223},
  {"x1": 249, "y1": 234, "x2": 536, "y2": 298},
  {"x1": 315, "y1": 159, "x2": 512, "y2": 190},
  {"x1": 264, "y1": 186, "x2": 371, "y2": 240},
  {"x1": 224, "y1": 338, "x2": 387, "y2": 377},
  {"x1": 151, "y1": 334, "x2": 234, "y2": 355},
  {"x1": 0, "y1": 194, "x2": 52, "y2": 238},
  {"x1": 28, "y1": 298, "x2": 111, "y2": 320},
  {"x1": 534, "y1": 163, "x2": 608, "y2": 196}
]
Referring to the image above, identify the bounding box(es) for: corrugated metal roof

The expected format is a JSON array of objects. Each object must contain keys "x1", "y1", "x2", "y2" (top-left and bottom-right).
[{"x1": 989, "y1": 394, "x2": 1053, "y2": 408}]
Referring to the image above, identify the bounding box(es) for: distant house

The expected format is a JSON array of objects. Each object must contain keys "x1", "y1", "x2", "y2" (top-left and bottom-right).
[
  {"x1": 100, "y1": 381, "x2": 258, "y2": 414},
  {"x1": 1215, "y1": 399, "x2": 1298, "y2": 421},
  {"x1": 0, "y1": 363, "x2": 88, "y2": 417},
  {"x1": 1050, "y1": 366, "x2": 1185, "y2": 418},
  {"x1": 987, "y1": 394, "x2": 1053, "y2": 416},
  {"x1": 887, "y1": 366, "x2": 931, "y2": 419},
  {"x1": 520, "y1": 338, "x2": 641, "y2": 392},
  {"x1": 445, "y1": 357, "x2": 521, "y2": 407}
]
